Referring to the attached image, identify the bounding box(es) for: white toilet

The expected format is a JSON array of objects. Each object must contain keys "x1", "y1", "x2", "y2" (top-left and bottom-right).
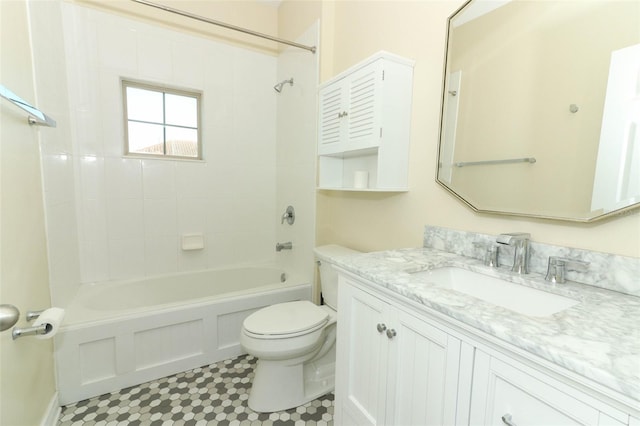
[{"x1": 240, "y1": 244, "x2": 359, "y2": 413}]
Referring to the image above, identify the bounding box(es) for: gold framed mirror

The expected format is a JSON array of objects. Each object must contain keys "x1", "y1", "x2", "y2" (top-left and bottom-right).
[{"x1": 437, "y1": 0, "x2": 640, "y2": 222}]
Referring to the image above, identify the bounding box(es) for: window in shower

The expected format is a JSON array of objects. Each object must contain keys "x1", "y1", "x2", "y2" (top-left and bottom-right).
[{"x1": 122, "y1": 80, "x2": 201, "y2": 159}]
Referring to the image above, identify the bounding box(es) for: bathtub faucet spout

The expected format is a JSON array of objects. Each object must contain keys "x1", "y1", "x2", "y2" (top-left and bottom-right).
[{"x1": 276, "y1": 242, "x2": 292, "y2": 252}]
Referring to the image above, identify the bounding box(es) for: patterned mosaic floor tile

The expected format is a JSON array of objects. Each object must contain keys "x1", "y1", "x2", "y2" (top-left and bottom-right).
[{"x1": 57, "y1": 354, "x2": 334, "y2": 425}]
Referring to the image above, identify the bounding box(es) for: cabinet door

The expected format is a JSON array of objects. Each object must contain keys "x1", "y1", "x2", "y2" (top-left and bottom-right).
[
  {"x1": 386, "y1": 310, "x2": 462, "y2": 426},
  {"x1": 318, "y1": 81, "x2": 346, "y2": 155},
  {"x1": 345, "y1": 59, "x2": 383, "y2": 151},
  {"x1": 470, "y1": 351, "x2": 600, "y2": 425},
  {"x1": 317, "y1": 59, "x2": 384, "y2": 156},
  {"x1": 335, "y1": 280, "x2": 390, "y2": 426}
]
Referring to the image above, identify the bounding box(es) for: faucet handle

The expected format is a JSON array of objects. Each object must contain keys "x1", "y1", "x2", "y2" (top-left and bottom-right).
[
  {"x1": 484, "y1": 244, "x2": 500, "y2": 267},
  {"x1": 281, "y1": 205, "x2": 295, "y2": 225},
  {"x1": 472, "y1": 242, "x2": 499, "y2": 267},
  {"x1": 545, "y1": 256, "x2": 589, "y2": 283}
]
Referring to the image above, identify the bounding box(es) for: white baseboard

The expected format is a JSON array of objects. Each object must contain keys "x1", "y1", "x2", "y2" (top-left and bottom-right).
[{"x1": 40, "y1": 392, "x2": 60, "y2": 426}]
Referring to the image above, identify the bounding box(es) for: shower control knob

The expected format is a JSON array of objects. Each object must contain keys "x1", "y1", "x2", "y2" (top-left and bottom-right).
[
  {"x1": 376, "y1": 323, "x2": 387, "y2": 333},
  {"x1": 386, "y1": 328, "x2": 397, "y2": 339}
]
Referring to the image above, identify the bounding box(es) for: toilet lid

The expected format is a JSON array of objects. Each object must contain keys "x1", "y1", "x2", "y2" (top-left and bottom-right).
[{"x1": 243, "y1": 301, "x2": 329, "y2": 336}]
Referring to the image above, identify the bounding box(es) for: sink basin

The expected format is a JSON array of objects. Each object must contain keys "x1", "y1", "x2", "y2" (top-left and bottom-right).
[{"x1": 412, "y1": 267, "x2": 578, "y2": 317}]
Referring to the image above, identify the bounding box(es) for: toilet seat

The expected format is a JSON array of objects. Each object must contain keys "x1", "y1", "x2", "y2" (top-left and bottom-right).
[{"x1": 243, "y1": 301, "x2": 329, "y2": 339}]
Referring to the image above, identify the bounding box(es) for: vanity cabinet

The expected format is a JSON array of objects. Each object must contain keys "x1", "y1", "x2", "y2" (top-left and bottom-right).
[
  {"x1": 335, "y1": 276, "x2": 467, "y2": 426},
  {"x1": 470, "y1": 350, "x2": 609, "y2": 426},
  {"x1": 335, "y1": 271, "x2": 637, "y2": 426},
  {"x1": 317, "y1": 51, "x2": 414, "y2": 191}
]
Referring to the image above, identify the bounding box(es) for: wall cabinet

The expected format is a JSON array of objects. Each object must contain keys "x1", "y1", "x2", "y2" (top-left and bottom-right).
[
  {"x1": 317, "y1": 51, "x2": 414, "y2": 191},
  {"x1": 335, "y1": 276, "x2": 469, "y2": 426},
  {"x1": 335, "y1": 272, "x2": 637, "y2": 426}
]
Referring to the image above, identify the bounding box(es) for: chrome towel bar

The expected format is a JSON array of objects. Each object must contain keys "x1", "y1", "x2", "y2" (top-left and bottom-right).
[
  {"x1": 0, "y1": 84, "x2": 56, "y2": 127},
  {"x1": 454, "y1": 157, "x2": 536, "y2": 167}
]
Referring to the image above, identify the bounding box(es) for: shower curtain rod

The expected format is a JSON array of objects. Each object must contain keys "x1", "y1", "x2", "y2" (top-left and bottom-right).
[{"x1": 130, "y1": 0, "x2": 316, "y2": 54}]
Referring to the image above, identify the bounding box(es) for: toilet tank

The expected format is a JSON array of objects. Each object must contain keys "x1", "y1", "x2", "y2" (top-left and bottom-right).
[{"x1": 314, "y1": 245, "x2": 361, "y2": 309}]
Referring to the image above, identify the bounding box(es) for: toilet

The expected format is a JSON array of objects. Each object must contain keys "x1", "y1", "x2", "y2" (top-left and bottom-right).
[{"x1": 240, "y1": 244, "x2": 359, "y2": 413}]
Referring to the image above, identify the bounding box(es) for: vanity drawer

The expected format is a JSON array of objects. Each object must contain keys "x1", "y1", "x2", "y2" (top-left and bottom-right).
[{"x1": 471, "y1": 351, "x2": 600, "y2": 425}]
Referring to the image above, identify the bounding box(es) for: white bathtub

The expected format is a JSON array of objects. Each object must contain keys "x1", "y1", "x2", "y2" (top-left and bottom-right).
[{"x1": 55, "y1": 267, "x2": 311, "y2": 405}]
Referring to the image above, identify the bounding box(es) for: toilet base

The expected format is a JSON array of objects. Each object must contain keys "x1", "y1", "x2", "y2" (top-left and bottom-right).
[{"x1": 247, "y1": 347, "x2": 335, "y2": 413}]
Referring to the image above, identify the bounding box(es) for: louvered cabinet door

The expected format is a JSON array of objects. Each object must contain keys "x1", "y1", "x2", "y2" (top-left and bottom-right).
[
  {"x1": 345, "y1": 59, "x2": 383, "y2": 151},
  {"x1": 318, "y1": 82, "x2": 346, "y2": 155}
]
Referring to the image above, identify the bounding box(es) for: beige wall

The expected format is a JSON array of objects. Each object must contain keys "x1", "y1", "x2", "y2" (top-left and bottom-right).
[
  {"x1": 314, "y1": 0, "x2": 640, "y2": 257},
  {"x1": 0, "y1": 2, "x2": 57, "y2": 424}
]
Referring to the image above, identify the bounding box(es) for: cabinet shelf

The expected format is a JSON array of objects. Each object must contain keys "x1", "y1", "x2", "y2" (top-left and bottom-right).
[{"x1": 320, "y1": 146, "x2": 378, "y2": 159}]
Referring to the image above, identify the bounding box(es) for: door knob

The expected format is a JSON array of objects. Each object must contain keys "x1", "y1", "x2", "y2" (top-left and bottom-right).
[
  {"x1": 386, "y1": 328, "x2": 397, "y2": 339},
  {"x1": 0, "y1": 304, "x2": 20, "y2": 332},
  {"x1": 376, "y1": 323, "x2": 387, "y2": 333}
]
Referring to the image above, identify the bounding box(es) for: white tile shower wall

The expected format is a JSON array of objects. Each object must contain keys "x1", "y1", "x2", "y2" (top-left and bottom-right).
[
  {"x1": 36, "y1": 1, "x2": 279, "y2": 304},
  {"x1": 275, "y1": 22, "x2": 320, "y2": 283},
  {"x1": 29, "y1": 0, "x2": 82, "y2": 307}
]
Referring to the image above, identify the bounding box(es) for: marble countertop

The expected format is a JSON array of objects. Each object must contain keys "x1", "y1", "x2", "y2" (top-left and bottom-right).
[{"x1": 320, "y1": 248, "x2": 640, "y2": 402}]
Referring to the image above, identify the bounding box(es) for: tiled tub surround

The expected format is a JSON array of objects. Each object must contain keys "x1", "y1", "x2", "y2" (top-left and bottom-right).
[
  {"x1": 33, "y1": 1, "x2": 281, "y2": 307},
  {"x1": 324, "y1": 230, "x2": 640, "y2": 407}
]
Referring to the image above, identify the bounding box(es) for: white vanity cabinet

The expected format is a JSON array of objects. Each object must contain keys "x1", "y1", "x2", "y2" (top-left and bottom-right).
[
  {"x1": 317, "y1": 51, "x2": 414, "y2": 191},
  {"x1": 334, "y1": 271, "x2": 638, "y2": 426},
  {"x1": 335, "y1": 276, "x2": 467, "y2": 426},
  {"x1": 470, "y1": 350, "x2": 606, "y2": 425}
]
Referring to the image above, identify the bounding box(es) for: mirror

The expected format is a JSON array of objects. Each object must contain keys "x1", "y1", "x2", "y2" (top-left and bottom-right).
[{"x1": 437, "y1": 0, "x2": 640, "y2": 222}]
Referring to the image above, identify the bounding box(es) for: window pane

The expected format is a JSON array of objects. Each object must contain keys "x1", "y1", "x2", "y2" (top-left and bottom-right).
[
  {"x1": 165, "y1": 126, "x2": 198, "y2": 157},
  {"x1": 126, "y1": 87, "x2": 164, "y2": 123},
  {"x1": 165, "y1": 93, "x2": 198, "y2": 128},
  {"x1": 128, "y1": 121, "x2": 165, "y2": 155}
]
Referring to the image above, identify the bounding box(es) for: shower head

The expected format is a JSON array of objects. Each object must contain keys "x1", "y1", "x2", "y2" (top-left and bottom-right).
[{"x1": 274, "y1": 78, "x2": 294, "y2": 93}]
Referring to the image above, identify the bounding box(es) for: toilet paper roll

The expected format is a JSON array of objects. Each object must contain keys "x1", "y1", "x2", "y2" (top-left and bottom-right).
[
  {"x1": 32, "y1": 307, "x2": 65, "y2": 339},
  {"x1": 353, "y1": 170, "x2": 369, "y2": 189}
]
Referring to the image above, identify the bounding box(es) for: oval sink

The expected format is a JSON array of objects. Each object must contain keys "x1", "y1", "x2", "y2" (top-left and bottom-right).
[{"x1": 413, "y1": 267, "x2": 579, "y2": 317}]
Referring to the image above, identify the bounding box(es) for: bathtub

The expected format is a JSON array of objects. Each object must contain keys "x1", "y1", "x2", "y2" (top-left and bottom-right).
[{"x1": 54, "y1": 267, "x2": 311, "y2": 405}]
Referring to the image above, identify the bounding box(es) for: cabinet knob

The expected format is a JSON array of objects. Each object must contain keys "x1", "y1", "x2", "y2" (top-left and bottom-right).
[
  {"x1": 376, "y1": 323, "x2": 387, "y2": 333},
  {"x1": 501, "y1": 414, "x2": 517, "y2": 426},
  {"x1": 386, "y1": 328, "x2": 397, "y2": 339}
]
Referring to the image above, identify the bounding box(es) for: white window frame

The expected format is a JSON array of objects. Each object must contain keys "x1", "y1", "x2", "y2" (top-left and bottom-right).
[{"x1": 122, "y1": 79, "x2": 202, "y2": 160}]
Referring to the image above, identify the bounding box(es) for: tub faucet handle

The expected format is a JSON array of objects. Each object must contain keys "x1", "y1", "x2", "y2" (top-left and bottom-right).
[{"x1": 281, "y1": 206, "x2": 295, "y2": 225}]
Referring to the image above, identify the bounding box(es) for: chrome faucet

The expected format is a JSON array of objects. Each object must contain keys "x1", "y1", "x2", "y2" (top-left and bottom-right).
[
  {"x1": 276, "y1": 241, "x2": 292, "y2": 252},
  {"x1": 496, "y1": 233, "x2": 530, "y2": 274},
  {"x1": 545, "y1": 256, "x2": 589, "y2": 283}
]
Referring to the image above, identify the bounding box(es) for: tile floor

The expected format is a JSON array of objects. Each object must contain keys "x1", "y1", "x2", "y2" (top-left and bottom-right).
[{"x1": 57, "y1": 354, "x2": 334, "y2": 425}]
